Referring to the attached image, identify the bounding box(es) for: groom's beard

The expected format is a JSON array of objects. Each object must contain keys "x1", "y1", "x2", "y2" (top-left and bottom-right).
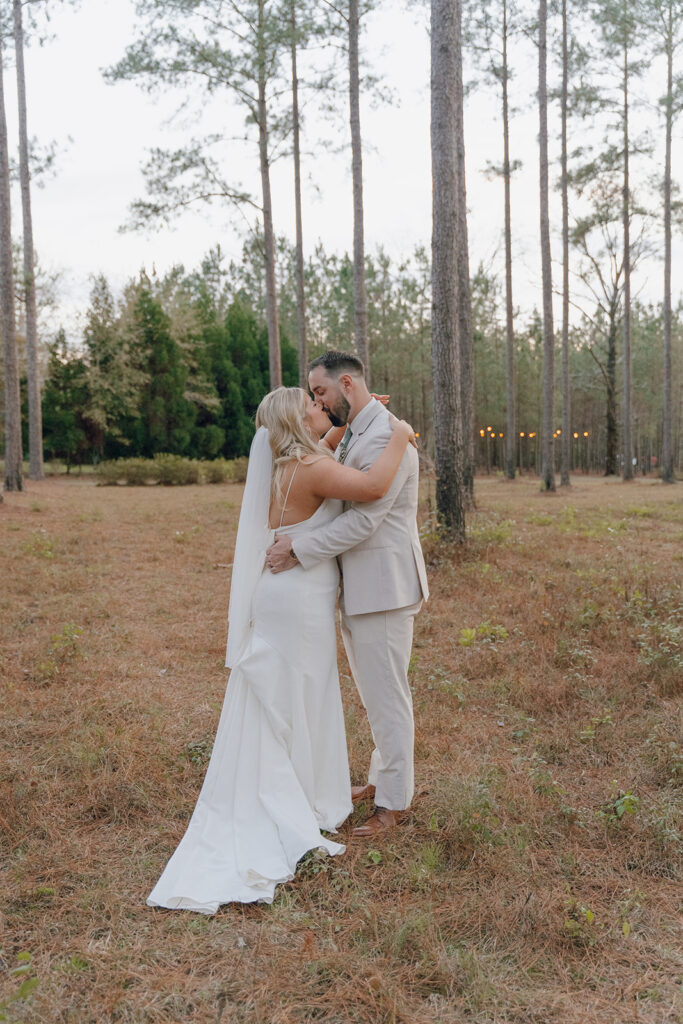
[{"x1": 325, "y1": 394, "x2": 350, "y2": 427}]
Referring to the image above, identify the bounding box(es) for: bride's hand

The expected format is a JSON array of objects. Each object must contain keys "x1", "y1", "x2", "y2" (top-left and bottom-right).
[{"x1": 389, "y1": 415, "x2": 418, "y2": 447}]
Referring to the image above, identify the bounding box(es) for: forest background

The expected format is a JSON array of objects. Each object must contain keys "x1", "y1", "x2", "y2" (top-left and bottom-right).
[
  {"x1": 1, "y1": 3, "x2": 682, "y2": 1021},
  {"x1": 0, "y1": 0, "x2": 681, "y2": 482}
]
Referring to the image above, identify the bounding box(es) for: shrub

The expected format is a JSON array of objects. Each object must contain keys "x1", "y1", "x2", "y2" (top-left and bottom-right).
[
  {"x1": 95, "y1": 458, "x2": 158, "y2": 486},
  {"x1": 123, "y1": 459, "x2": 156, "y2": 485},
  {"x1": 94, "y1": 460, "x2": 127, "y2": 485},
  {"x1": 203, "y1": 459, "x2": 233, "y2": 484},
  {"x1": 230, "y1": 456, "x2": 249, "y2": 483},
  {"x1": 152, "y1": 453, "x2": 201, "y2": 485},
  {"x1": 95, "y1": 455, "x2": 248, "y2": 486}
]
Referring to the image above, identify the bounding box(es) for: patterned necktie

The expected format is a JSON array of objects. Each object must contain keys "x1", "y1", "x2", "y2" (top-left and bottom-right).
[{"x1": 337, "y1": 426, "x2": 352, "y2": 464}]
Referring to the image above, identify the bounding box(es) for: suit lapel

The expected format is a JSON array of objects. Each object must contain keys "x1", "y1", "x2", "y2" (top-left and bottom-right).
[{"x1": 345, "y1": 401, "x2": 384, "y2": 462}]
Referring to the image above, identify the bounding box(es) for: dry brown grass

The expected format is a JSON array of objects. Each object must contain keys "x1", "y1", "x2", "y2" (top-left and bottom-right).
[{"x1": 1, "y1": 474, "x2": 681, "y2": 1024}]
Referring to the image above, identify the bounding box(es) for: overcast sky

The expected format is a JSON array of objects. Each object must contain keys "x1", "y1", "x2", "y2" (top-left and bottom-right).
[{"x1": 6, "y1": 0, "x2": 682, "y2": 339}]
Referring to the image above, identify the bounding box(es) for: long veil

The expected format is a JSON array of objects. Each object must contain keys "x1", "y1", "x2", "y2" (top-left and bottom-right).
[{"x1": 225, "y1": 426, "x2": 274, "y2": 668}]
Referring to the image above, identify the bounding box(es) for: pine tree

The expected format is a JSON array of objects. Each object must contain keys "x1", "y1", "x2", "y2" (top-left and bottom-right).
[
  {"x1": 643, "y1": 0, "x2": 683, "y2": 483},
  {"x1": 454, "y1": 0, "x2": 474, "y2": 503},
  {"x1": 13, "y1": 0, "x2": 42, "y2": 479},
  {"x1": 592, "y1": 0, "x2": 646, "y2": 481},
  {"x1": 107, "y1": 0, "x2": 301, "y2": 389},
  {"x1": 549, "y1": 1, "x2": 590, "y2": 484},
  {"x1": 559, "y1": 0, "x2": 571, "y2": 486},
  {"x1": 0, "y1": 22, "x2": 23, "y2": 492},
  {"x1": 125, "y1": 280, "x2": 195, "y2": 457},
  {"x1": 348, "y1": 0, "x2": 369, "y2": 379},
  {"x1": 42, "y1": 329, "x2": 88, "y2": 472},
  {"x1": 466, "y1": 0, "x2": 522, "y2": 482},
  {"x1": 290, "y1": 0, "x2": 308, "y2": 387},
  {"x1": 569, "y1": 179, "x2": 650, "y2": 476},
  {"x1": 83, "y1": 275, "x2": 145, "y2": 458},
  {"x1": 431, "y1": 0, "x2": 466, "y2": 539},
  {"x1": 539, "y1": 0, "x2": 556, "y2": 491}
]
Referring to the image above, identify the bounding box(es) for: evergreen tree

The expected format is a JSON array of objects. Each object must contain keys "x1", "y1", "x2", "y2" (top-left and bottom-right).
[
  {"x1": 42, "y1": 329, "x2": 89, "y2": 471},
  {"x1": 83, "y1": 274, "x2": 146, "y2": 459},
  {"x1": 591, "y1": 0, "x2": 648, "y2": 480},
  {"x1": 431, "y1": 0, "x2": 467, "y2": 539},
  {"x1": 539, "y1": 0, "x2": 556, "y2": 491},
  {"x1": 125, "y1": 280, "x2": 195, "y2": 457},
  {"x1": 106, "y1": 0, "x2": 309, "y2": 390},
  {"x1": 0, "y1": 19, "x2": 23, "y2": 492},
  {"x1": 13, "y1": 0, "x2": 43, "y2": 479},
  {"x1": 643, "y1": 0, "x2": 683, "y2": 483},
  {"x1": 348, "y1": 0, "x2": 369, "y2": 379},
  {"x1": 466, "y1": 0, "x2": 522, "y2": 482},
  {"x1": 558, "y1": 0, "x2": 571, "y2": 485}
]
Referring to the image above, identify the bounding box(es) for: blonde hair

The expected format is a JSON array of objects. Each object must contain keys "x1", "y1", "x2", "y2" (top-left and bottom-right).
[{"x1": 255, "y1": 387, "x2": 331, "y2": 505}]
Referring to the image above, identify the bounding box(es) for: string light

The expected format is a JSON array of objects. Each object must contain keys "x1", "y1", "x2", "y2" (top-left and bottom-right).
[{"x1": 477, "y1": 428, "x2": 587, "y2": 440}]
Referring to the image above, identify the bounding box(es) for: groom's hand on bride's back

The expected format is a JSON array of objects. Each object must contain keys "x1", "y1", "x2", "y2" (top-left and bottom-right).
[{"x1": 266, "y1": 534, "x2": 298, "y2": 573}]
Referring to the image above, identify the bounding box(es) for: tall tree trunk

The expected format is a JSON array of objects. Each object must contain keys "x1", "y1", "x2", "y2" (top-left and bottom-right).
[
  {"x1": 0, "y1": 32, "x2": 23, "y2": 492},
  {"x1": 661, "y1": 1, "x2": 674, "y2": 483},
  {"x1": 454, "y1": 0, "x2": 474, "y2": 506},
  {"x1": 256, "y1": 0, "x2": 281, "y2": 390},
  {"x1": 13, "y1": 0, "x2": 43, "y2": 480},
  {"x1": 605, "y1": 311, "x2": 618, "y2": 474},
  {"x1": 431, "y1": 0, "x2": 465, "y2": 540},
  {"x1": 348, "y1": 0, "x2": 369, "y2": 379},
  {"x1": 421, "y1": 348, "x2": 428, "y2": 449},
  {"x1": 560, "y1": 0, "x2": 570, "y2": 486},
  {"x1": 538, "y1": 0, "x2": 555, "y2": 491},
  {"x1": 502, "y1": 0, "x2": 516, "y2": 482},
  {"x1": 621, "y1": 16, "x2": 633, "y2": 480},
  {"x1": 290, "y1": 0, "x2": 307, "y2": 388}
]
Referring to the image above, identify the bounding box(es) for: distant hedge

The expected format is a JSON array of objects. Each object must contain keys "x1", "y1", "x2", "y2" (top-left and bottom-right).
[{"x1": 95, "y1": 453, "x2": 249, "y2": 486}]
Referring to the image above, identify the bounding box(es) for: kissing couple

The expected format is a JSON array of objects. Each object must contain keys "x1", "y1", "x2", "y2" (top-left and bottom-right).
[{"x1": 148, "y1": 350, "x2": 429, "y2": 914}]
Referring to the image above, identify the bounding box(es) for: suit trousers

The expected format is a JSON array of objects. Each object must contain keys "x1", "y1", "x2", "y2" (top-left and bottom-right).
[{"x1": 340, "y1": 597, "x2": 422, "y2": 811}]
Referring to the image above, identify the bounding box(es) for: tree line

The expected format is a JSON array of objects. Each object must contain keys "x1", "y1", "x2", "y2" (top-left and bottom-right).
[
  {"x1": 1, "y1": 0, "x2": 681, "y2": 539},
  {"x1": 431, "y1": 0, "x2": 682, "y2": 533},
  {"x1": 30, "y1": 243, "x2": 682, "y2": 479},
  {"x1": 40, "y1": 265, "x2": 297, "y2": 469}
]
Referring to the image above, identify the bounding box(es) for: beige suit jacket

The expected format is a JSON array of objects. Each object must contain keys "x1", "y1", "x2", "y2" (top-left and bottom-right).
[{"x1": 293, "y1": 399, "x2": 429, "y2": 616}]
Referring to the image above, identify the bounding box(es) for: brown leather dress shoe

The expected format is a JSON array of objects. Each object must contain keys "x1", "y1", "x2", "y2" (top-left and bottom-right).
[
  {"x1": 351, "y1": 806, "x2": 406, "y2": 837},
  {"x1": 351, "y1": 784, "x2": 376, "y2": 804}
]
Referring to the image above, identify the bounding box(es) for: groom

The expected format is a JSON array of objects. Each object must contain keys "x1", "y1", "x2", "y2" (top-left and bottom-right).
[{"x1": 267, "y1": 350, "x2": 429, "y2": 836}]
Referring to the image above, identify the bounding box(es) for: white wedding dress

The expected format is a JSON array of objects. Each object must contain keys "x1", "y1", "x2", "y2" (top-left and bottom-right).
[{"x1": 147, "y1": 496, "x2": 352, "y2": 914}]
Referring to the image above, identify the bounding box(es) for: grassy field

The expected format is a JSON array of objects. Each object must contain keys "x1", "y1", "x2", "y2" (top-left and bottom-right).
[{"x1": 0, "y1": 473, "x2": 681, "y2": 1024}]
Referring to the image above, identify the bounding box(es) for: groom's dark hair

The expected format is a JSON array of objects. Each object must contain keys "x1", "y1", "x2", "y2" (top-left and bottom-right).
[{"x1": 308, "y1": 350, "x2": 365, "y2": 378}]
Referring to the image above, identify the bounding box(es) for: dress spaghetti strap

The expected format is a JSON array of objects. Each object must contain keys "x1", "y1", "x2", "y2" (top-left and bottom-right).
[{"x1": 275, "y1": 462, "x2": 300, "y2": 529}]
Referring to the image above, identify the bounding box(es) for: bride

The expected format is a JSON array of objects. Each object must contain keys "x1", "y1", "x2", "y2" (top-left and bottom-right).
[{"x1": 147, "y1": 386, "x2": 414, "y2": 913}]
